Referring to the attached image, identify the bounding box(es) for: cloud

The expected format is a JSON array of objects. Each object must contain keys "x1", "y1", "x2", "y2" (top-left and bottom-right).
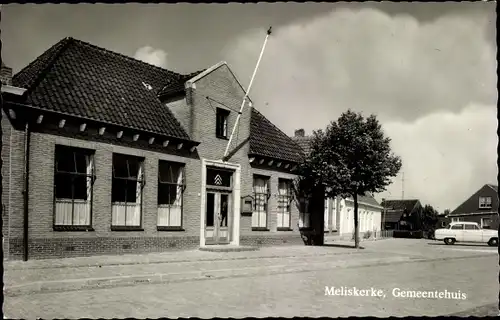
[
  {"x1": 222, "y1": 7, "x2": 497, "y2": 210},
  {"x1": 222, "y1": 7, "x2": 496, "y2": 128},
  {"x1": 133, "y1": 46, "x2": 168, "y2": 68},
  {"x1": 378, "y1": 103, "x2": 497, "y2": 212}
]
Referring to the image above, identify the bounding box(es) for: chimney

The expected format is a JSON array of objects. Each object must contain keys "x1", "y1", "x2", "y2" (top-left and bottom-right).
[
  {"x1": 294, "y1": 128, "x2": 305, "y2": 137},
  {"x1": 1, "y1": 63, "x2": 13, "y2": 86}
]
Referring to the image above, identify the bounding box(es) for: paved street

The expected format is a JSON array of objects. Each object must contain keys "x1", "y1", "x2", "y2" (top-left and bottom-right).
[{"x1": 4, "y1": 239, "x2": 499, "y2": 318}]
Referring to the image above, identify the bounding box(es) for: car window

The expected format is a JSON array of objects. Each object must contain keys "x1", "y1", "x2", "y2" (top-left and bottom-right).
[
  {"x1": 451, "y1": 224, "x2": 463, "y2": 230},
  {"x1": 464, "y1": 224, "x2": 478, "y2": 230}
]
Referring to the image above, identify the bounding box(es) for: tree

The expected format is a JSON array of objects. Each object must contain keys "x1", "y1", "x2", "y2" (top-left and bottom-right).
[
  {"x1": 296, "y1": 110, "x2": 402, "y2": 248},
  {"x1": 443, "y1": 209, "x2": 451, "y2": 216},
  {"x1": 420, "y1": 204, "x2": 439, "y2": 236}
]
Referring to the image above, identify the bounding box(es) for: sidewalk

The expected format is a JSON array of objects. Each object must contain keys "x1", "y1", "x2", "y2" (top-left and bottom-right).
[{"x1": 5, "y1": 245, "x2": 373, "y2": 296}]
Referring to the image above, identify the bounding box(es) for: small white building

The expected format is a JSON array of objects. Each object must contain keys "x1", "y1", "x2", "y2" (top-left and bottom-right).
[
  {"x1": 292, "y1": 129, "x2": 383, "y2": 239},
  {"x1": 324, "y1": 195, "x2": 383, "y2": 239}
]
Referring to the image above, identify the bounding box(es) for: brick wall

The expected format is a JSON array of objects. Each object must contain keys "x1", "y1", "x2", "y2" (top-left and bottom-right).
[
  {"x1": 5, "y1": 131, "x2": 203, "y2": 260},
  {"x1": 189, "y1": 64, "x2": 302, "y2": 241},
  {"x1": 3, "y1": 62, "x2": 303, "y2": 260}
]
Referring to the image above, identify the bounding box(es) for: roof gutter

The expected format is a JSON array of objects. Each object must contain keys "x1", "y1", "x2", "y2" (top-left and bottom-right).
[
  {"x1": 6, "y1": 101, "x2": 200, "y2": 146},
  {"x1": 1, "y1": 85, "x2": 27, "y2": 96}
]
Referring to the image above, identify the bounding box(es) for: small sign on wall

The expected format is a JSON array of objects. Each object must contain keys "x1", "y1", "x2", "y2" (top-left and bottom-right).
[{"x1": 241, "y1": 195, "x2": 254, "y2": 215}]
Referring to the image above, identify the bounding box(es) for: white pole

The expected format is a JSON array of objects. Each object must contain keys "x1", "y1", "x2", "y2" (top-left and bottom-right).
[{"x1": 223, "y1": 26, "x2": 272, "y2": 160}]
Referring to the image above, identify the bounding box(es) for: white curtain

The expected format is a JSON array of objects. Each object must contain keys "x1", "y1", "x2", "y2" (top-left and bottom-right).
[
  {"x1": 277, "y1": 181, "x2": 290, "y2": 228},
  {"x1": 55, "y1": 154, "x2": 92, "y2": 226},
  {"x1": 128, "y1": 165, "x2": 142, "y2": 226},
  {"x1": 252, "y1": 178, "x2": 267, "y2": 228},
  {"x1": 171, "y1": 167, "x2": 183, "y2": 226},
  {"x1": 158, "y1": 165, "x2": 183, "y2": 227}
]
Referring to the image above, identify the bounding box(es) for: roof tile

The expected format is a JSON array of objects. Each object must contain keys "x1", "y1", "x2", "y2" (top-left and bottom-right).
[
  {"x1": 249, "y1": 108, "x2": 304, "y2": 163},
  {"x1": 13, "y1": 37, "x2": 194, "y2": 140}
]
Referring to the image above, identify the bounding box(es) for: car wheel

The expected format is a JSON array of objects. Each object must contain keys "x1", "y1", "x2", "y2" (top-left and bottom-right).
[
  {"x1": 444, "y1": 238, "x2": 456, "y2": 245},
  {"x1": 488, "y1": 238, "x2": 498, "y2": 247}
]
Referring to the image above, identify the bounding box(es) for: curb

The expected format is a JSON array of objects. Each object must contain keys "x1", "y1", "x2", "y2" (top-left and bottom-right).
[
  {"x1": 4, "y1": 255, "x2": 414, "y2": 296},
  {"x1": 5, "y1": 248, "x2": 368, "y2": 271},
  {"x1": 5, "y1": 253, "x2": 493, "y2": 297}
]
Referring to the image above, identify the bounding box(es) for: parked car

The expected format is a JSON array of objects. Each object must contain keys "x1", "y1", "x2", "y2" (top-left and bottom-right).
[{"x1": 434, "y1": 221, "x2": 498, "y2": 246}]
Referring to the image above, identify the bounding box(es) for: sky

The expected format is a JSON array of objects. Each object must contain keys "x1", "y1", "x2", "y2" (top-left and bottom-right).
[{"x1": 2, "y1": 3, "x2": 497, "y2": 212}]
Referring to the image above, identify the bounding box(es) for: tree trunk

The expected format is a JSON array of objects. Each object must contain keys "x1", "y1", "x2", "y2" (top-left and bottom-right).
[
  {"x1": 311, "y1": 185, "x2": 325, "y2": 246},
  {"x1": 353, "y1": 193, "x2": 360, "y2": 248}
]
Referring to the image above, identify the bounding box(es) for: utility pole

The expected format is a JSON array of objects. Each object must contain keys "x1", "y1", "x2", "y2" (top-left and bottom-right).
[
  {"x1": 223, "y1": 26, "x2": 272, "y2": 160},
  {"x1": 401, "y1": 171, "x2": 405, "y2": 200}
]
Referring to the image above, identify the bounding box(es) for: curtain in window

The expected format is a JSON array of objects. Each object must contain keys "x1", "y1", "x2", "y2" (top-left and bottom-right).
[
  {"x1": 127, "y1": 165, "x2": 142, "y2": 226},
  {"x1": 252, "y1": 178, "x2": 267, "y2": 228},
  {"x1": 55, "y1": 152, "x2": 92, "y2": 226},
  {"x1": 158, "y1": 164, "x2": 183, "y2": 227},
  {"x1": 277, "y1": 180, "x2": 291, "y2": 228},
  {"x1": 170, "y1": 167, "x2": 183, "y2": 226}
]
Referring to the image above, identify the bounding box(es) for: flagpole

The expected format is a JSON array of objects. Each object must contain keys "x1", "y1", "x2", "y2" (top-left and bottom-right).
[{"x1": 223, "y1": 26, "x2": 273, "y2": 160}]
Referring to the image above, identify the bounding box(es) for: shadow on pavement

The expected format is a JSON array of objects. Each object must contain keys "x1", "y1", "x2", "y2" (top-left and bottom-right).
[
  {"x1": 322, "y1": 244, "x2": 365, "y2": 250},
  {"x1": 427, "y1": 242, "x2": 490, "y2": 248}
]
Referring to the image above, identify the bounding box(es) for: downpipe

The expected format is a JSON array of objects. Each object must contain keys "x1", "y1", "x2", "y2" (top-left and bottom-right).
[{"x1": 23, "y1": 122, "x2": 31, "y2": 261}]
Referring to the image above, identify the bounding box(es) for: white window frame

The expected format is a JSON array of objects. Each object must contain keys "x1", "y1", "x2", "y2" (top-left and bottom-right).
[
  {"x1": 252, "y1": 175, "x2": 269, "y2": 229},
  {"x1": 479, "y1": 196, "x2": 492, "y2": 209},
  {"x1": 277, "y1": 179, "x2": 293, "y2": 229},
  {"x1": 481, "y1": 217, "x2": 493, "y2": 229},
  {"x1": 53, "y1": 145, "x2": 95, "y2": 229},
  {"x1": 111, "y1": 154, "x2": 145, "y2": 228},
  {"x1": 157, "y1": 161, "x2": 185, "y2": 229},
  {"x1": 215, "y1": 108, "x2": 229, "y2": 138}
]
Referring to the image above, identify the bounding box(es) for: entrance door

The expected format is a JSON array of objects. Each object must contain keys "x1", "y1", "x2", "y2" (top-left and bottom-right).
[{"x1": 205, "y1": 192, "x2": 230, "y2": 245}]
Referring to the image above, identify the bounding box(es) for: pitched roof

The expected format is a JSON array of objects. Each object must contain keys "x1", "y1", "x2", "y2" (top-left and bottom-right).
[
  {"x1": 12, "y1": 37, "x2": 195, "y2": 140},
  {"x1": 383, "y1": 210, "x2": 404, "y2": 223},
  {"x1": 157, "y1": 69, "x2": 205, "y2": 98},
  {"x1": 487, "y1": 184, "x2": 498, "y2": 192},
  {"x1": 249, "y1": 108, "x2": 305, "y2": 163},
  {"x1": 292, "y1": 136, "x2": 313, "y2": 155},
  {"x1": 381, "y1": 199, "x2": 420, "y2": 213}
]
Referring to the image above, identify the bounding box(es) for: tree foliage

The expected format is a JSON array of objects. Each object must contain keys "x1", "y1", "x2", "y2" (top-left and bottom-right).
[
  {"x1": 296, "y1": 110, "x2": 402, "y2": 247},
  {"x1": 420, "y1": 204, "x2": 439, "y2": 231}
]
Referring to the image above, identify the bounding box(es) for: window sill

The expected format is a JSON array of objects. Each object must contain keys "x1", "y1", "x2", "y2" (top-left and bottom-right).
[
  {"x1": 277, "y1": 227, "x2": 293, "y2": 231},
  {"x1": 111, "y1": 226, "x2": 144, "y2": 231},
  {"x1": 216, "y1": 135, "x2": 229, "y2": 140},
  {"x1": 53, "y1": 226, "x2": 95, "y2": 232},
  {"x1": 252, "y1": 227, "x2": 270, "y2": 231},
  {"x1": 157, "y1": 226, "x2": 185, "y2": 232}
]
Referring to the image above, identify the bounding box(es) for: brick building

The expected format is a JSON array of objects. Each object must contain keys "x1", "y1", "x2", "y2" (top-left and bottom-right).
[
  {"x1": 1, "y1": 37, "x2": 306, "y2": 260},
  {"x1": 447, "y1": 184, "x2": 499, "y2": 229}
]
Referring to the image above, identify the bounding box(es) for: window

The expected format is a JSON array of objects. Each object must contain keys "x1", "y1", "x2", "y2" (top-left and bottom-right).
[
  {"x1": 479, "y1": 196, "x2": 492, "y2": 209},
  {"x1": 277, "y1": 179, "x2": 293, "y2": 229},
  {"x1": 216, "y1": 108, "x2": 229, "y2": 138},
  {"x1": 158, "y1": 161, "x2": 185, "y2": 229},
  {"x1": 451, "y1": 224, "x2": 464, "y2": 230},
  {"x1": 464, "y1": 224, "x2": 479, "y2": 230},
  {"x1": 451, "y1": 217, "x2": 463, "y2": 223},
  {"x1": 323, "y1": 198, "x2": 329, "y2": 231},
  {"x1": 441, "y1": 221, "x2": 447, "y2": 228},
  {"x1": 54, "y1": 146, "x2": 95, "y2": 229},
  {"x1": 111, "y1": 154, "x2": 145, "y2": 228},
  {"x1": 252, "y1": 176, "x2": 269, "y2": 229},
  {"x1": 481, "y1": 218, "x2": 493, "y2": 229}
]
